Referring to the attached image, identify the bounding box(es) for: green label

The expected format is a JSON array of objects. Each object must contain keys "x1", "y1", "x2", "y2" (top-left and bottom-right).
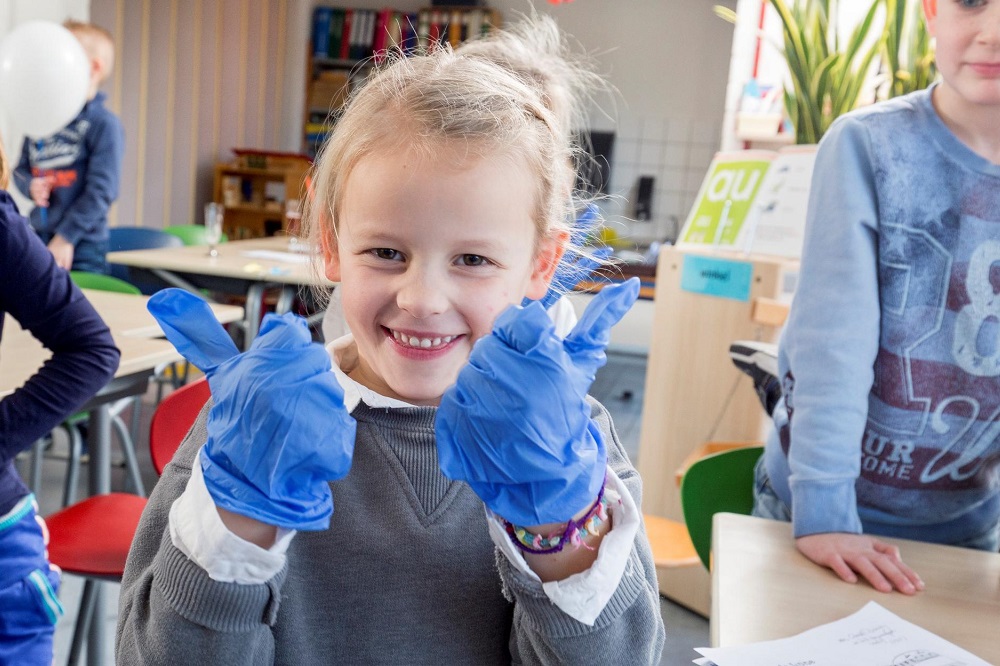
[{"x1": 680, "y1": 157, "x2": 771, "y2": 246}]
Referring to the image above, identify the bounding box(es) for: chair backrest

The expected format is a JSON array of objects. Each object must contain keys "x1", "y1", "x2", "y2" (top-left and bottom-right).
[
  {"x1": 70, "y1": 271, "x2": 141, "y2": 295},
  {"x1": 107, "y1": 226, "x2": 184, "y2": 294},
  {"x1": 680, "y1": 445, "x2": 764, "y2": 569},
  {"x1": 163, "y1": 224, "x2": 229, "y2": 246},
  {"x1": 149, "y1": 377, "x2": 210, "y2": 475}
]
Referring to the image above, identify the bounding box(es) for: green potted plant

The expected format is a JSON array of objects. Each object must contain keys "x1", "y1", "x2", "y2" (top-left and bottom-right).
[
  {"x1": 717, "y1": 0, "x2": 936, "y2": 144},
  {"x1": 882, "y1": 0, "x2": 937, "y2": 98}
]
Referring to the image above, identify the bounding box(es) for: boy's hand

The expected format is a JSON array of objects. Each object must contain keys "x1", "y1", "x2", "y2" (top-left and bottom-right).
[
  {"x1": 47, "y1": 234, "x2": 74, "y2": 270},
  {"x1": 29, "y1": 176, "x2": 54, "y2": 207},
  {"x1": 436, "y1": 278, "x2": 640, "y2": 527},
  {"x1": 796, "y1": 532, "x2": 925, "y2": 595},
  {"x1": 148, "y1": 288, "x2": 356, "y2": 531}
]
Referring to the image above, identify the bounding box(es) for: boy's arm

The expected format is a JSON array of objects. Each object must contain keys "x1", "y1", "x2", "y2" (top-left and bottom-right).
[
  {"x1": 781, "y1": 117, "x2": 922, "y2": 594},
  {"x1": 52, "y1": 115, "x2": 123, "y2": 244}
]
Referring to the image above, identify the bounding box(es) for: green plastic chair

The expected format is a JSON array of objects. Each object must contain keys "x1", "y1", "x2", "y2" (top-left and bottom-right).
[
  {"x1": 680, "y1": 445, "x2": 764, "y2": 570},
  {"x1": 69, "y1": 270, "x2": 141, "y2": 295},
  {"x1": 163, "y1": 223, "x2": 229, "y2": 246}
]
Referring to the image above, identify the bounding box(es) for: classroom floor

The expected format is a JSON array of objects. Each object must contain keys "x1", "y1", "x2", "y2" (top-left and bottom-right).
[{"x1": 18, "y1": 350, "x2": 709, "y2": 665}]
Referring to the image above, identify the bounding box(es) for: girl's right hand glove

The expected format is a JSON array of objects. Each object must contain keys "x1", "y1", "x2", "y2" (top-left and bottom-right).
[
  {"x1": 148, "y1": 289, "x2": 356, "y2": 531},
  {"x1": 436, "y1": 278, "x2": 640, "y2": 526}
]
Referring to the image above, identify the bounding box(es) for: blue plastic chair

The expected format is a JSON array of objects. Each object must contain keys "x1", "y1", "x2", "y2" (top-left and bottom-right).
[{"x1": 108, "y1": 226, "x2": 184, "y2": 295}]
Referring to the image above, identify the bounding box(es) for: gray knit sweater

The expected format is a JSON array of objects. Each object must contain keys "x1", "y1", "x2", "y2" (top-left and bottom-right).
[{"x1": 115, "y1": 397, "x2": 665, "y2": 665}]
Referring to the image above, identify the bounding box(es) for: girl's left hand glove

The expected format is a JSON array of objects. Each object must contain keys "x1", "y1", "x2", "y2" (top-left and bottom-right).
[{"x1": 436, "y1": 278, "x2": 640, "y2": 526}]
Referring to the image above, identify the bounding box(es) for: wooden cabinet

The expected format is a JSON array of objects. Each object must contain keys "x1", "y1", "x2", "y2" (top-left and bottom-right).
[
  {"x1": 212, "y1": 151, "x2": 311, "y2": 239},
  {"x1": 635, "y1": 246, "x2": 798, "y2": 614}
]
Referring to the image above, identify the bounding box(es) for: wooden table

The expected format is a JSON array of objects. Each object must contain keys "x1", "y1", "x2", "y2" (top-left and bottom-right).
[
  {"x1": 1, "y1": 288, "x2": 243, "y2": 491},
  {"x1": 1, "y1": 288, "x2": 242, "y2": 666},
  {"x1": 711, "y1": 513, "x2": 1000, "y2": 663},
  {"x1": 108, "y1": 236, "x2": 335, "y2": 347}
]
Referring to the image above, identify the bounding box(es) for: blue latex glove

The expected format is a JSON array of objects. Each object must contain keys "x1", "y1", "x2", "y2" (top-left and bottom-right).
[
  {"x1": 437, "y1": 277, "x2": 640, "y2": 526},
  {"x1": 523, "y1": 204, "x2": 613, "y2": 310},
  {"x1": 148, "y1": 288, "x2": 356, "y2": 530}
]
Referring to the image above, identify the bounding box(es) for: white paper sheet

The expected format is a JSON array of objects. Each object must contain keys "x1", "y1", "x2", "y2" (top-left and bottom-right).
[{"x1": 694, "y1": 602, "x2": 991, "y2": 666}]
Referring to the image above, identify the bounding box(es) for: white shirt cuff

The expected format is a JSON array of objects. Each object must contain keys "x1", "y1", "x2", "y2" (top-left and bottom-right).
[
  {"x1": 487, "y1": 466, "x2": 640, "y2": 625},
  {"x1": 169, "y1": 448, "x2": 296, "y2": 584}
]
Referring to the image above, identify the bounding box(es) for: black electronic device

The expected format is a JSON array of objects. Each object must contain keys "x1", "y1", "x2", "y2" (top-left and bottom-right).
[
  {"x1": 576, "y1": 130, "x2": 614, "y2": 195},
  {"x1": 635, "y1": 175, "x2": 655, "y2": 221}
]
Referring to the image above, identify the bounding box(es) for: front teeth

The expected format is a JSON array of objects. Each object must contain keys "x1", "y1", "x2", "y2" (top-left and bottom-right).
[{"x1": 391, "y1": 330, "x2": 455, "y2": 349}]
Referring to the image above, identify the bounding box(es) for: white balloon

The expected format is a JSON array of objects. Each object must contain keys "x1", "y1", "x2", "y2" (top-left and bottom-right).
[{"x1": 0, "y1": 21, "x2": 90, "y2": 138}]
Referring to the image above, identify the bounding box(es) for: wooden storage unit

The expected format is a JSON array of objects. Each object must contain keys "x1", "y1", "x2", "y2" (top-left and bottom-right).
[
  {"x1": 212, "y1": 151, "x2": 311, "y2": 239},
  {"x1": 635, "y1": 246, "x2": 798, "y2": 615}
]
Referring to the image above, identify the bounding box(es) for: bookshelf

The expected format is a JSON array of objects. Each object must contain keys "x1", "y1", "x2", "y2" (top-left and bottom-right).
[
  {"x1": 303, "y1": 5, "x2": 502, "y2": 156},
  {"x1": 212, "y1": 150, "x2": 311, "y2": 239}
]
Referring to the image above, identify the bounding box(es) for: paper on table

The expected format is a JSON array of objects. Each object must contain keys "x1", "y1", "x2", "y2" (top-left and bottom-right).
[
  {"x1": 694, "y1": 602, "x2": 991, "y2": 666},
  {"x1": 240, "y1": 250, "x2": 311, "y2": 265}
]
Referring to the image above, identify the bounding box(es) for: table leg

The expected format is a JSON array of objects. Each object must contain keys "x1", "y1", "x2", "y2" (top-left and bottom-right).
[
  {"x1": 275, "y1": 286, "x2": 295, "y2": 315},
  {"x1": 86, "y1": 406, "x2": 111, "y2": 666},
  {"x1": 243, "y1": 283, "x2": 265, "y2": 349},
  {"x1": 85, "y1": 585, "x2": 105, "y2": 666},
  {"x1": 86, "y1": 406, "x2": 111, "y2": 496}
]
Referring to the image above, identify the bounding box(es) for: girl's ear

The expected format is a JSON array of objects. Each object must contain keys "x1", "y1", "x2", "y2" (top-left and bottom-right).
[
  {"x1": 922, "y1": 0, "x2": 937, "y2": 31},
  {"x1": 319, "y1": 228, "x2": 341, "y2": 282},
  {"x1": 525, "y1": 230, "x2": 569, "y2": 301}
]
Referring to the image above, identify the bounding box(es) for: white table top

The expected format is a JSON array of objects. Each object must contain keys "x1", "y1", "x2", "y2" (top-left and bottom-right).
[
  {"x1": 107, "y1": 236, "x2": 334, "y2": 287},
  {"x1": 0, "y1": 289, "x2": 243, "y2": 397},
  {"x1": 711, "y1": 513, "x2": 1000, "y2": 663}
]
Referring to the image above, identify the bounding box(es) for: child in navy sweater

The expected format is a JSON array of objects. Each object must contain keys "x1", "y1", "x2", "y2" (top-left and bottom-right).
[{"x1": 0, "y1": 136, "x2": 119, "y2": 663}]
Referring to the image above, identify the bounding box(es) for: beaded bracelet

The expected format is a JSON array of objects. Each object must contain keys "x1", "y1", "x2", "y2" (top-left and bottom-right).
[{"x1": 502, "y1": 482, "x2": 609, "y2": 555}]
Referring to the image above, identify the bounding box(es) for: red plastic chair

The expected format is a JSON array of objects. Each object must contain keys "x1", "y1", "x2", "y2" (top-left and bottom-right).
[
  {"x1": 150, "y1": 378, "x2": 210, "y2": 475},
  {"x1": 44, "y1": 377, "x2": 211, "y2": 665}
]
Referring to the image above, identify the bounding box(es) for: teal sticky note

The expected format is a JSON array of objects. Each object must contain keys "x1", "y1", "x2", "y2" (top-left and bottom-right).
[{"x1": 680, "y1": 255, "x2": 753, "y2": 302}]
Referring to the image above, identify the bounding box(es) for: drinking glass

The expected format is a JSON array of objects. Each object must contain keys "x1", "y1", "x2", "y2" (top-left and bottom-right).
[{"x1": 204, "y1": 202, "x2": 223, "y2": 257}]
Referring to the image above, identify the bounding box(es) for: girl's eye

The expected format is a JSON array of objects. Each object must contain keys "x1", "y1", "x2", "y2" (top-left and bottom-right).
[
  {"x1": 459, "y1": 254, "x2": 490, "y2": 267},
  {"x1": 372, "y1": 248, "x2": 402, "y2": 261},
  {"x1": 958, "y1": 0, "x2": 986, "y2": 8}
]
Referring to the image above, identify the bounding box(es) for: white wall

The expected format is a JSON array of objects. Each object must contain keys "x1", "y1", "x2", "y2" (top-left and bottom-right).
[{"x1": 284, "y1": 0, "x2": 738, "y2": 245}]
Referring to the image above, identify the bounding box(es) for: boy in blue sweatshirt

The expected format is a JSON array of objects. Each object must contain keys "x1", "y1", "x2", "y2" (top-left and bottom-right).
[
  {"x1": 13, "y1": 20, "x2": 124, "y2": 274},
  {"x1": 754, "y1": 0, "x2": 1000, "y2": 595}
]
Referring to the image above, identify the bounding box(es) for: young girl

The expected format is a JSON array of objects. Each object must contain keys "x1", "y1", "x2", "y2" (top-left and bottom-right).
[{"x1": 117, "y1": 16, "x2": 664, "y2": 664}]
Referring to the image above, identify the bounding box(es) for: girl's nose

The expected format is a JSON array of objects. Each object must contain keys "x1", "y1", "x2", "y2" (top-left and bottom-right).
[{"x1": 396, "y1": 268, "x2": 449, "y2": 319}]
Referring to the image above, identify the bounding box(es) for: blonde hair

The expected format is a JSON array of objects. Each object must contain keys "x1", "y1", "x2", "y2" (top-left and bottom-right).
[
  {"x1": 304, "y1": 15, "x2": 603, "y2": 291},
  {"x1": 64, "y1": 20, "x2": 115, "y2": 82}
]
